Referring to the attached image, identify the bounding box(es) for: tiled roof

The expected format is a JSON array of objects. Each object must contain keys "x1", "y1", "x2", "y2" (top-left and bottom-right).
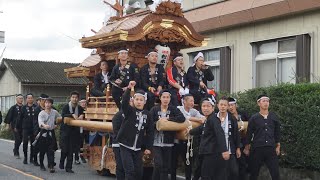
[
  {"x1": 96, "y1": 14, "x2": 148, "y2": 35},
  {"x1": 0, "y1": 58, "x2": 88, "y2": 85}
]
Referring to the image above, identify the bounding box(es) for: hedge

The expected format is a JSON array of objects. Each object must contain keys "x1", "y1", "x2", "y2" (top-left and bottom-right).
[{"x1": 232, "y1": 83, "x2": 320, "y2": 171}]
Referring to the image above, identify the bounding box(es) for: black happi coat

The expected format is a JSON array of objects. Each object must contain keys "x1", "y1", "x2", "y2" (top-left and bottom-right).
[
  {"x1": 187, "y1": 66, "x2": 214, "y2": 91},
  {"x1": 246, "y1": 112, "x2": 281, "y2": 149},
  {"x1": 60, "y1": 104, "x2": 85, "y2": 153},
  {"x1": 4, "y1": 104, "x2": 22, "y2": 129},
  {"x1": 34, "y1": 106, "x2": 44, "y2": 135},
  {"x1": 217, "y1": 112, "x2": 240, "y2": 154},
  {"x1": 167, "y1": 66, "x2": 188, "y2": 90},
  {"x1": 150, "y1": 105, "x2": 185, "y2": 145},
  {"x1": 16, "y1": 104, "x2": 37, "y2": 130},
  {"x1": 140, "y1": 64, "x2": 165, "y2": 91},
  {"x1": 190, "y1": 113, "x2": 228, "y2": 155},
  {"x1": 111, "y1": 110, "x2": 124, "y2": 145},
  {"x1": 116, "y1": 90, "x2": 154, "y2": 150},
  {"x1": 93, "y1": 72, "x2": 111, "y2": 91},
  {"x1": 110, "y1": 63, "x2": 140, "y2": 88}
]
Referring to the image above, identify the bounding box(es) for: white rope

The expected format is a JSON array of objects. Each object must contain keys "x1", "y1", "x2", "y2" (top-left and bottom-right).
[
  {"x1": 186, "y1": 121, "x2": 193, "y2": 166},
  {"x1": 100, "y1": 145, "x2": 108, "y2": 169}
]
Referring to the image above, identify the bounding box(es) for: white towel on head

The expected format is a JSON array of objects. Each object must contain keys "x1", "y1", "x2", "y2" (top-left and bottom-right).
[{"x1": 193, "y1": 52, "x2": 204, "y2": 63}]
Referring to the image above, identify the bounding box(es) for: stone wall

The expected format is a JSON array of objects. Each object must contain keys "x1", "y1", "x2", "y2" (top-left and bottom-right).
[{"x1": 259, "y1": 166, "x2": 320, "y2": 180}]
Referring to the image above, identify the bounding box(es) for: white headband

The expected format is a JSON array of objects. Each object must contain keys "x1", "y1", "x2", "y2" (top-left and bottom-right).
[
  {"x1": 229, "y1": 98, "x2": 237, "y2": 104},
  {"x1": 193, "y1": 52, "x2": 204, "y2": 63},
  {"x1": 146, "y1": 51, "x2": 158, "y2": 58},
  {"x1": 203, "y1": 98, "x2": 215, "y2": 106},
  {"x1": 173, "y1": 56, "x2": 183, "y2": 61},
  {"x1": 160, "y1": 92, "x2": 171, "y2": 96},
  {"x1": 257, "y1": 96, "x2": 270, "y2": 102},
  {"x1": 134, "y1": 92, "x2": 147, "y2": 101},
  {"x1": 118, "y1": 49, "x2": 129, "y2": 54}
]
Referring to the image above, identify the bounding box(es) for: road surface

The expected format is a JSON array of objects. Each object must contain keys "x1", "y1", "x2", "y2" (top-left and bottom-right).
[{"x1": 0, "y1": 138, "x2": 115, "y2": 180}]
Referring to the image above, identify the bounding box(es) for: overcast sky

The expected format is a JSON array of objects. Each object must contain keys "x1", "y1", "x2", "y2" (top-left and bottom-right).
[{"x1": 0, "y1": 0, "x2": 109, "y2": 63}]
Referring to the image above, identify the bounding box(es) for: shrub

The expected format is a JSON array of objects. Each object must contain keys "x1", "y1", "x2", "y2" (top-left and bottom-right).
[{"x1": 232, "y1": 83, "x2": 320, "y2": 170}]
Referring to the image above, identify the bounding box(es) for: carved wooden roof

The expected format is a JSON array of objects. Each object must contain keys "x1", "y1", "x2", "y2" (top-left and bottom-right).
[{"x1": 80, "y1": 3, "x2": 206, "y2": 49}]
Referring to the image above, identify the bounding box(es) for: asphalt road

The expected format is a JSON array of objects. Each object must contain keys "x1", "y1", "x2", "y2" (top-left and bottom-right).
[{"x1": 0, "y1": 138, "x2": 115, "y2": 180}]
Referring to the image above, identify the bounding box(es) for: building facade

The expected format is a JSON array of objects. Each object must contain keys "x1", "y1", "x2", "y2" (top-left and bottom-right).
[
  {"x1": 181, "y1": 0, "x2": 320, "y2": 93},
  {"x1": 0, "y1": 59, "x2": 88, "y2": 112}
]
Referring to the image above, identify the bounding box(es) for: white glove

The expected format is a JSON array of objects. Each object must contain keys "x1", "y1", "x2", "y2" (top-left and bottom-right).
[
  {"x1": 179, "y1": 88, "x2": 185, "y2": 96},
  {"x1": 184, "y1": 87, "x2": 189, "y2": 95}
]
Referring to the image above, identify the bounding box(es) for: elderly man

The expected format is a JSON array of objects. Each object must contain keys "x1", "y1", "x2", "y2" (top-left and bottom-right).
[
  {"x1": 171, "y1": 94, "x2": 205, "y2": 180},
  {"x1": 5, "y1": 94, "x2": 24, "y2": 159}
]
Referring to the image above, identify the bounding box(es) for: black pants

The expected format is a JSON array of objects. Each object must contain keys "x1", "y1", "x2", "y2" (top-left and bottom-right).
[
  {"x1": 192, "y1": 154, "x2": 203, "y2": 180},
  {"x1": 22, "y1": 128, "x2": 34, "y2": 158},
  {"x1": 13, "y1": 129, "x2": 22, "y2": 155},
  {"x1": 60, "y1": 151, "x2": 73, "y2": 170},
  {"x1": 152, "y1": 146, "x2": 172, "y2": 180},
  {"x1": 113, "y1": 147, "x2": 125, "y2": 180},
  {"x1": 227, "y1": 155, "x2": 239, "y2": 180},
  {"x1": 171, "y1": 142, "x2": 192, "y2": 180},
  {"x1": 38, "y1": 133, "x2": 55, "y2": 168},
  {"x1": 112, "y1": 87, "x2": 124, "y2": 109},
  {"x1": 75, "y1": 132, "x2": 86, "y2": 161},
  {"x1": 91, "y1": 87, "x2": 105, "y2": 97},
  {"x1": 169, "y1": 89, "x2": 180, "y2": 106},
  {"x1": 120, "y1": 146, "x2": 143, "y2": 180},
  {"x1": 32, "y1": 130, "x2": 40, "y2": 162},
  {"x1": 238, "y1": 147, "x2": 249, "y2": 180},
  {"x1": 190, "y1": 89, "x2": 209, "y2": 105},
  {"x1": 249, "y1": 147, "x2": 279, "y2": 180},
  {"x1": 201, "y1": 154, "x2": 227, "y2": 180},
  {"x1": 146, "y1": 91, "x2": 156, "y2": 110}
]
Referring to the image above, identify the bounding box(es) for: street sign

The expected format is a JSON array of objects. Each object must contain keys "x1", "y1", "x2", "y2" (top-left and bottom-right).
[{"x1": 0, "y1": 31, "x2": 4, "y2": 43}]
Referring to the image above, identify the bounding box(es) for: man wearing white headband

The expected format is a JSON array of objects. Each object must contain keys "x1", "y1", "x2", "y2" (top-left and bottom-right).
[
  {"x1": 187, "y1": 52, "x2": 214, "y2": 104},
  {"x1": 4, "y1": 94, "x2": 24, "y2": 159},
  {"x1": 189, "y1": 97, "x2": 230, "y2": 180},
  {"x1": 167, "y1": 53, "x2": 189, "y2": 106},
  {"x1": 150, "y1": 89, "x2": 185, "y2": 180},
  {"x1": 227, "y1": 97, "x2": 250, "y2": 180},
  {"x1": 244, "y1": 94, "x2": 280, "y2": 180},
  {"x1": 117, "y1": 81, "x2": 153, "y2": 180},
  {"x1": 216, "y1": 97, "x2": 241, "y2": 180},
  {"x1": 110, "y1": 47, "x2": 140, "y2": 108},
  {"x1": 140, "y1": 48, "x2": 165, "y2": 110}
]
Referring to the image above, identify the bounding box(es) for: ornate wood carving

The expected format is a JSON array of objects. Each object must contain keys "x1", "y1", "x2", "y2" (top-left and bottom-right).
[
  {"x1": 147, "y1": 28, "x2": 184, "y2": 44},
  {"x1": 155, "y1": 2, "x2": 183, "y2": 17}
]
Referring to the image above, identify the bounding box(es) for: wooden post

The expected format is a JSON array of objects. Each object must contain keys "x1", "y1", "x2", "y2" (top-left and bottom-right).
[
  {"x1": 86, "y1": 85, "x2": 90, "y2": 100},
  {"x1": 105, "y1": 84, "x2": 110, "y2": 102}
]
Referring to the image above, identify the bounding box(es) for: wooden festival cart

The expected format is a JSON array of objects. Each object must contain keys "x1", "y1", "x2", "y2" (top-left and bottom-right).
[{"x1": 63, "y1": 1, "x2": 207, "y2": 175}]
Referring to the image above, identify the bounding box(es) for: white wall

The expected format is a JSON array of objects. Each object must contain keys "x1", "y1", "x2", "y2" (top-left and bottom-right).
[
  {"x1": 181, "y1": 10, "x2": 320, "y2": 93},
  {"x1": 0, "y1": 68, "x2": 20, "y2": 96}
]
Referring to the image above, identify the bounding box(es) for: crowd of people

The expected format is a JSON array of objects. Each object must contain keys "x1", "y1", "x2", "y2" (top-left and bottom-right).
[
  {"x1": 1, "y1": 47, "x2": 281, "y2": 180},
  {"x1": 3, "y1": 92, "x2": 87, "y2": 173},
  {"x1": 92, "y1": 48, "x2": 281, "y2": 180}
]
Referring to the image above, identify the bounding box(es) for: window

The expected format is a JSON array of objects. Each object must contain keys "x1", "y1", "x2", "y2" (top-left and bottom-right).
[
  {"x1": 183, "y1": 0, "x2": 226, "y2": 11},
  {"x1": 189, "y1": 49, "x2": 221, "y2": 91},
  {"x1": 254, "y1": 38, "x2": 297, "y2": 87}
]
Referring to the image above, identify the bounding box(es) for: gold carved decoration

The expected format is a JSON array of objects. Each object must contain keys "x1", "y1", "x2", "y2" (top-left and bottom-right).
[
  {"x1": 160, "y1": 19, "x2": 174, "y2": 29},
  {"x1": 155, "y1": 2, "x2": 183, "y2": 17},
  {"x1": 147, "y1": 28, "x2": 184, "y2": 43}
]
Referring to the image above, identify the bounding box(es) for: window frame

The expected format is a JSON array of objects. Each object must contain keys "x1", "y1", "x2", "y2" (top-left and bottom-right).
[{"x1": 253, "y1": 37, "x2": 298, "y2": 87}]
